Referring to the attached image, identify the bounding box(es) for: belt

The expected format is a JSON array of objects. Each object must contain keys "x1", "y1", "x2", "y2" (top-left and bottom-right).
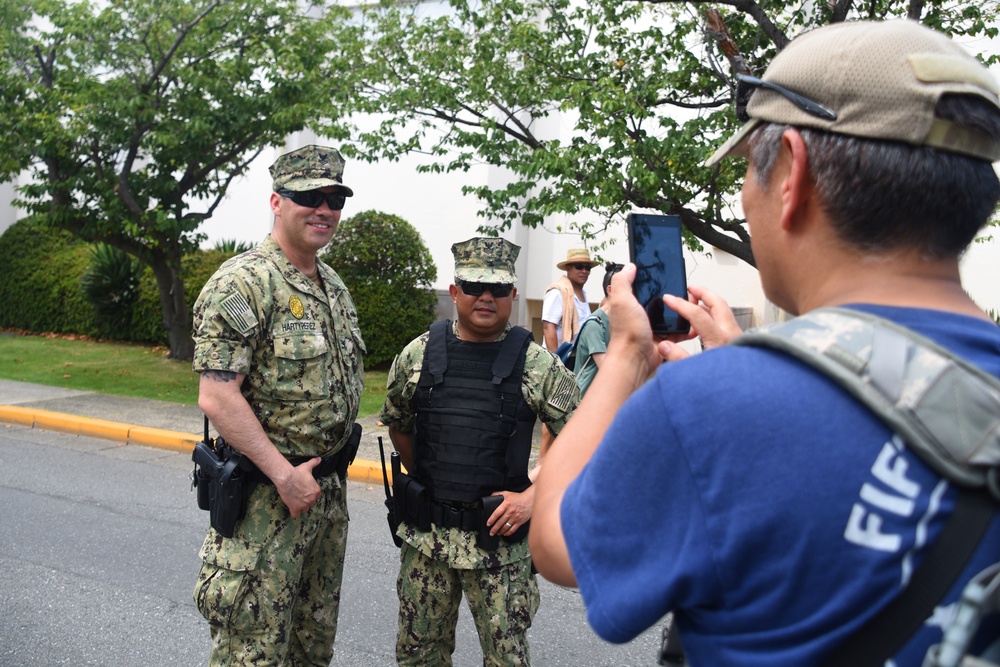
[
  {"x1": 290, "y1": 453, "x2": 343, "y2": 480},
  {"x1": 430, "y1": 502, "x2": 482, "y2": 531},
  {"x1": 254, "y1": 448, "x2": 346, "y2": 485}
]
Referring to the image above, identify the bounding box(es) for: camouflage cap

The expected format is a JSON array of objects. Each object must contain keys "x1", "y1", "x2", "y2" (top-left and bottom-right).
[
  {"x1": 269, "y1": 145, "x2": 355, "y2": 196},
  {"x1": 452, "y1": 237, "x2": 520, "y2": 283}
]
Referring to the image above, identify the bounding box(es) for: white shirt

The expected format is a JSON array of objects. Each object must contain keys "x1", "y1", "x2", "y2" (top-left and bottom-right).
[{"x1": 542, "y1": 287, "x2": 590, "y2": 348}]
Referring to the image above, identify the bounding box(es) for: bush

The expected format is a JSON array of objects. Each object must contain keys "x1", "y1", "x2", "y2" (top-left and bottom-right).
[
  {"x1": 213, "y1": 238, "x2": 254, "y2": 253},
  {"x1": 0, "y1": 217, "x2": 101, "y2": 336},
  {"x1": 0, "y1": 216, "x2": 239, "y2": 344},
  {"x1": 129, "y1": 249, "x2": 240, "y2": 344},
  {"x1": 80, "y1": 243, "x2": 144, "y2": 337},
  {"x1": 322, "y1": 210, "x2": 437, "y2": 367}
]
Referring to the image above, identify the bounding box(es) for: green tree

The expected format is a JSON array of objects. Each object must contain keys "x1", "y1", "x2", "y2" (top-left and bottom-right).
[
  {"x1": 0, "y1": 0, "x2": 359, "y2": 359},
  {"x1": 350, "y1": 0, "x2": 999, "y2": 266},
  {"x1": 321, "y1": 210, "x2": 438, "y2": 368}
]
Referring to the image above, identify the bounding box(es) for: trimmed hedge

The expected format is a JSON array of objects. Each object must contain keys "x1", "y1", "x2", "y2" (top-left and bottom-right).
[
  {"x1": 322, "y1": 210, "x2": 438, "y2": 368},
  {"x1": 0, "y1": 217, "x2": 236, "y2": 344},
  {"x1": 0, "y1": 217, "x2": 101, "y2": 336},
  {"x1": 2, "y1": 211, "x2": 439, "y2": 369}
]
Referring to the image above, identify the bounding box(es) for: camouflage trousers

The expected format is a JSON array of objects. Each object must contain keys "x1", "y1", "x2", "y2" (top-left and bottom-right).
[
  {"x1": 395, "y1": 542, "x2": 540, "y2": 667},
  {"x1": 193, "y1": 474, "x2": 349, "y2": 667}
]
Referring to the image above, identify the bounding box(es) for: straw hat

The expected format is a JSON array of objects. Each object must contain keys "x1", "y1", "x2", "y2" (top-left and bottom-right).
[{"x1": 557, "y1": 248, "x2": 599, "y2": 270}]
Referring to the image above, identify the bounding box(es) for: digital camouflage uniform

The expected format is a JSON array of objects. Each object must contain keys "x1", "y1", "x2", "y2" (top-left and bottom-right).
[
  {"x1": 191, "y1": 147, "x2": 364, "y2": 667},
  {"x1": 379, "y1": 237, "x2": 580, "y2": 667}
]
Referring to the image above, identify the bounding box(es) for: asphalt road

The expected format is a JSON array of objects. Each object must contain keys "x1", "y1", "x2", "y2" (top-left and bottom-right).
[{"x1": 0, "y1": 423, "x2": 661, "y2": 666}]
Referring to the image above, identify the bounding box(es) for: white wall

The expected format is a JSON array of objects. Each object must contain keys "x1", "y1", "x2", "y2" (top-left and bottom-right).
[
  {"x1": 961, "y1": 231, "x2": 1000, "y2": 317},
  {"x1": 0, "y1": 181, "x2": 16, "y2": 237}
]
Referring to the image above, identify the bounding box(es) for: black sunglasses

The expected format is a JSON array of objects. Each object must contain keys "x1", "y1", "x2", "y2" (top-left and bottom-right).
[
  {"x1": 277, "y1": 188, "x2": 347, "y2": 211},
  {"x1": 570, "y1": 263, "x2": 592, "y2": 271},
  {"x1": 457, "y1": 280, "x2": 514, "y2": 298},
  {"x1": 735, "y1": 74, "x2": 837, "y2": 124}
]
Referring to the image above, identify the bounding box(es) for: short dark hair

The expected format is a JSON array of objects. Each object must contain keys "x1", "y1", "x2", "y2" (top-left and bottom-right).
[
  {"x1": 748, "y1": 94, "x2": 1000, "y2": 259},
  {"x1": 603, "y1": 262, "x2": 624, "y2": 296}
]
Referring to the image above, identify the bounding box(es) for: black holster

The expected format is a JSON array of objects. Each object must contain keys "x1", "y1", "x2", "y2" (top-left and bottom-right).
[
  {"x1": 657, "y1": 614, "x2": 686, "y2": 666},
  {"x1": 477, "y1": 495, "x2": 503, "y2": 551},
  {"x1": 393, "y1": 469, "x2": 431, "y2": 532},
  {"x1": 192, "y1": 434, "x2": 258, "y2": 538},
  {"x1": 192, "y1": 421, "x2": 363, "y2": 537},
  {"x1": 337, "y1": 423, "x2": 363, "y2": 480}
]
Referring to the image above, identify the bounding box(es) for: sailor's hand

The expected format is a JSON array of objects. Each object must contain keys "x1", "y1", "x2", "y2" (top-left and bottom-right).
[
  {"x1": 274, "y1": 458, "x2": 322, "y2": 518},
  {"x1": 487, "y1": 488, "x2": 534, "y2": 536}
]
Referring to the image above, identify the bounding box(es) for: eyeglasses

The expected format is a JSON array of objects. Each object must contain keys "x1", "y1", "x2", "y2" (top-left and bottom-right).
[
  {"x1": 277, "y1": 188, "x2": 347, "y2": 211},
  {"x1": 735, "y1": 74, "x2": 837, "y2": 124},
  {"x1": 570, "y1": 263, "x2": 592, "y2": 271},
  {"x1": 457, "y1": 280, "x2": 514, "y2": 298}
]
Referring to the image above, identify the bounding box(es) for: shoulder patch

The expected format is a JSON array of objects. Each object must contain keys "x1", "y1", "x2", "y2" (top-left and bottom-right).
[
  {"x1": 546, "y1": 371, "x2": 577, "y2": 412},
  {"x1": 220, "y1": 292, "x2": 259, "y2": 335}
]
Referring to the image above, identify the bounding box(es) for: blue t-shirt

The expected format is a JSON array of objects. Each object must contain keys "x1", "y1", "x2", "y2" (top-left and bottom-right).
[{"x1": 561, "y1": 305, "x2": 1000, "y2": 666}]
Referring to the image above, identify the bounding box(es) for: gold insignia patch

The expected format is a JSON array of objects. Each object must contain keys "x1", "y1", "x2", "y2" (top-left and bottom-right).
[{"x1": 289, "y1": 295, "x2": 305, "y2": 319}]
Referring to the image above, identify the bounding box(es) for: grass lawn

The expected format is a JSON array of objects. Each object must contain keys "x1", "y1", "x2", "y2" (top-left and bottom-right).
[{"x1": 0, "y1": 331, "x2": 389, "y2": 417}]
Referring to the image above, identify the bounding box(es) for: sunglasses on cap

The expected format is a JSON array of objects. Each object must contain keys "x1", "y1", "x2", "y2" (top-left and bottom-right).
[
  {"x1": 277, "y1": 188, "x2": 347, "y2": 211},
  {"x1": 457, "y1": 280, "x2": 514, "y2": 298},
  {"x1": 735, "y1": 73, "x2": 837, "y2": 124}
]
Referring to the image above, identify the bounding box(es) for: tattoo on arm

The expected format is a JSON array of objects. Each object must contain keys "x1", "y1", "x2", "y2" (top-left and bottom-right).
[{"x1": 202, "y1": 369, "x2": 238, "y2": 383}]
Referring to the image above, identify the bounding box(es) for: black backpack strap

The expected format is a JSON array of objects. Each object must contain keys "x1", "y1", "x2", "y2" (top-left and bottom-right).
[
  {"x1": 569, "y1": 314, "x2": 602, "y2": 366},
  {"x1": 426, "y1": 319, "x2": 450, "y2": 385},
  {"x1": 492, "y1": 326, "x2": 532, "y2": 384},
  {"x1": 821, "y1": 490, "x2": 996, "y2": 667}
]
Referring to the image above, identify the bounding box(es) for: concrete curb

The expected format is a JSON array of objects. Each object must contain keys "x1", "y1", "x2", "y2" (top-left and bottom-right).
[{"x1": 0, "y1": 404, "x2": 389, "y2": 484}]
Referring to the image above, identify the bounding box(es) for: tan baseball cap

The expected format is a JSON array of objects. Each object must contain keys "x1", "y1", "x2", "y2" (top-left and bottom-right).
[{"x1": 707, "y1": 20, "x2": 1000, "y2": 166}]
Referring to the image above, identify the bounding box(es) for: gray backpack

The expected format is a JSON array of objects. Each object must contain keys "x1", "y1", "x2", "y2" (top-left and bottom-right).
[{"x1": 734, "y1": 307, "x2": 1000, "y2": 667}]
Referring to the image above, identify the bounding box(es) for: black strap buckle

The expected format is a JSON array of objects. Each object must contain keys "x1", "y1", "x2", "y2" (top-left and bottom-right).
[{"x1": 430, "y1": 502, "x2": 480, "y2": 531}]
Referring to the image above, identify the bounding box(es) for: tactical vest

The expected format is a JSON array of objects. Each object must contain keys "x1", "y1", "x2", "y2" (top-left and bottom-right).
[{"x1": 412, "y1": 320, "x2": 536, "y2": 504}]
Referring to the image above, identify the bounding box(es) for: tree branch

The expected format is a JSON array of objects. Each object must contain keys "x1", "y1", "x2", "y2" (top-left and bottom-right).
[
  {"x1": 148, "y1": 1, "x2": 222, "y2": 85},
  {"x1": 830, "y1": 0, "x2": 854, "y2": 23},
  {"x1": 630, "y1": 0, "x2": 790, "y2": 49},
  {"x1": 180, "y1": 147, "x2": 266, "y2": 224},
  {"x1": 489, "y1": 98, "x2": 543, "y2": 150},
  {"x1": 703, "y1": 7, "x2": 753, "y2": 76},
  {"x1": 651, "y1": 96, "x2": 730, "y2": 110},
  {"x1": 32, "y1": 43, "x2": 58, "y2": 87},
  {"x1": 175, "y1": 140, "x2": 265, "y2": 198},
  {"x1": 415, "y1": 106, "x2": 485, "y2": 129},
  {"x1": 117, "y1": 2, "x2": 225, "y2": 221}
]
